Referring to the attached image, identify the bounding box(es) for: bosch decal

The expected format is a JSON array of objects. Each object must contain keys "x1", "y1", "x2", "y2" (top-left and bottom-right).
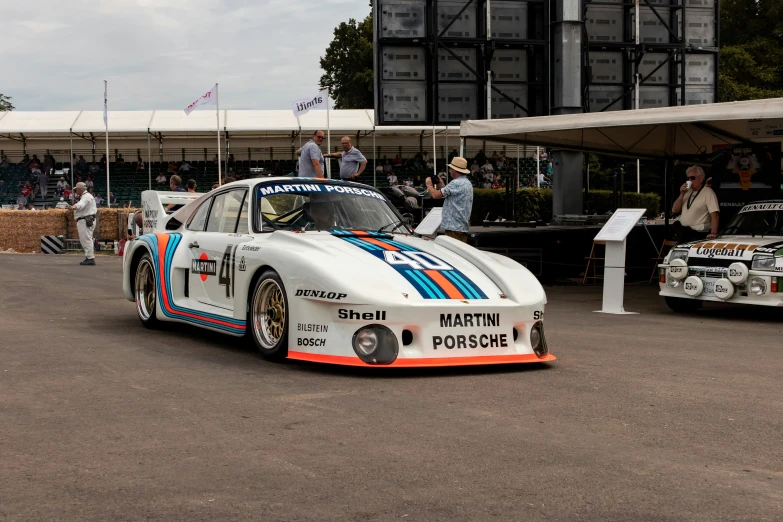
[{"x1": 297, "y1": 338, "x2": 326, "y2": 347}]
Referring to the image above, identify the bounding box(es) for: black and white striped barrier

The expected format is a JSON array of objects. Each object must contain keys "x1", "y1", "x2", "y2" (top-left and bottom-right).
[{"x1": 41, "y1": 235, "x2": 64, "y2": 254}]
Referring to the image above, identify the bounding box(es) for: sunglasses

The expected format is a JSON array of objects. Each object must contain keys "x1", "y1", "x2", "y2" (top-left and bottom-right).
[
  {"x1": 315, "y1": 135, "x2": 325, "y2": 140},
  {"x1": 687, "y1": 176, "x2": 697, "y2": 180}
]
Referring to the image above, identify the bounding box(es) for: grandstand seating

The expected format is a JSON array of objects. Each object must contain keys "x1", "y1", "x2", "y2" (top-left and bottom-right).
[{"x1": 0, "y1": 155, "x2": 550, "y2": 209}]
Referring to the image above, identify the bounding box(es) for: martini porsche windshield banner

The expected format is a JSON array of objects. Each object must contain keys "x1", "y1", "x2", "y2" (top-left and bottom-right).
[{"x1": 257, "y1": 182, "x2": 386, "y2": 201}]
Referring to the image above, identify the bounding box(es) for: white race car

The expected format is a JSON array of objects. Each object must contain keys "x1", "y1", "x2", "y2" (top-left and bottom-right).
[
  {"x1": 122, "y1": 178, "x2": 555, "y2": 367},
  {"x1": 659, "y1": 200, "x2": 783, "y2": 311}
]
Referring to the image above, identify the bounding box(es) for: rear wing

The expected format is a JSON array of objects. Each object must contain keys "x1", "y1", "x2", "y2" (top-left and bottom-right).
[{"x1": 141, "y1": 190, "x2": 203, "y2": 232}]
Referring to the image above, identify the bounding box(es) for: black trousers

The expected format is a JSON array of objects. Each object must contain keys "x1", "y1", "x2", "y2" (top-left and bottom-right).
[{"x1": 669, "y1": 221, "x2": 708, "y2": 243}]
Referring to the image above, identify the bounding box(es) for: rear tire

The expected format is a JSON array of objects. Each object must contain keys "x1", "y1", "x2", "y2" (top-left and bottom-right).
[
  {"x1": 135, "y1": 253, "x2": 160, "y2": 328},
  {"x1": 664, "y1": 296, "x2": 703, "y2": 313},
  {"x1": 249, "y1": 270, "x2": 289, "y2": 360}
]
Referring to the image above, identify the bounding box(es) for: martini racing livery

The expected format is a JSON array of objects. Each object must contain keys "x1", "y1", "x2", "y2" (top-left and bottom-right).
[
  {"x1": 122, "y1": 178, "x2": 555, "y2": 367},
  {"x1": 659, "y1": 201, "x2": 783, "y2": 311}
]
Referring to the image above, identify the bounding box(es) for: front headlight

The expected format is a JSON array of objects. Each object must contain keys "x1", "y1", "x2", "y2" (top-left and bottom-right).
[
  {"x1": 352, "y1": 325, "x2": 398, "y2": 364},
  {"x1": 749, "y1": 277, "x2": 767, "y2": 296},
  {"x1": 669, "y1": 249, "x2": 689, "y2": 262},
  {"x1": 752, "y1": 255, "x2": 775, "y2": 270},
  {"x1": 530, "y1": 321, "x2": 549, "y2": 358}
]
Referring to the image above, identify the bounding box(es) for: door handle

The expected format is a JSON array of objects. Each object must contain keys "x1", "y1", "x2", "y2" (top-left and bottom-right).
[{"x1": 189, "y1": 241, "x2": 199, "y2": 249}]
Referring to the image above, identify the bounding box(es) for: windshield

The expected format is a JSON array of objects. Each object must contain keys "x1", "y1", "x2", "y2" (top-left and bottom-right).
[
  {"x1": 255, "y1": 181, "x2": 410, "y2": 233},
  {"x1": 721, "y1": 204, "x2": 783, "y2": 237}
]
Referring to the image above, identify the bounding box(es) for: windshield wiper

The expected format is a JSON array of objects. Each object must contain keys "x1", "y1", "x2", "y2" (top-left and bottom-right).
[{"x1": 377, "y1": 220, "x2": 406, "y2": 233}]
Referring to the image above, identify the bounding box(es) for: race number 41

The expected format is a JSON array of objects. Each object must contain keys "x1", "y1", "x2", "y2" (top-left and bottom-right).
[{"x1": 383, "y1": 251, "x2": 451, "y2": 271}]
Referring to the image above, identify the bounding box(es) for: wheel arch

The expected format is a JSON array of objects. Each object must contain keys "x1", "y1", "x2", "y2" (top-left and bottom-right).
[
  {"x1": 128, "y1": 243, "x2": 154, "y2": 292},
  {"x1": 245, "y1": 264, "x2": 275, "y2": 314}
]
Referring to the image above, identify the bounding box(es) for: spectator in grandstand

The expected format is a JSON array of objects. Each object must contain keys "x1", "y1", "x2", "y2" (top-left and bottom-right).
[
  {"x1": 470, "y1": 160, "x2": 480, "y2": 175},
  {"x1": 448, "y1": 148, "x2": 458, "y2": 163},
  {"x1": 26, "y1": 202, "x2": 37, "y2": 211},
  {"x1": 44, "y1": 154, "x2": 55, "y2": 174},
  {"x1": 29, "y1": 154, "x2": 41, "y2": 169},
  {"x1": 68, "y1": 182, "x2": 97, "y2": 266},
  {"x1": 99, "y1": 153, "x2": 107, "y2": 171},
  {"x1": 116, "y1": 153, "x2": 125, "y2": 165},
  {"x1": 425, "y1": 159, "x2": 434, "y2": 171},
  {"x1": 393, "y1": 154, "x2": 402, "y2": 167},
  {"x1": 405, "y1": 177, "x2": 414, "y2": 187},
  {"x1": 186, "y1": 179, "x2": 197, "y2": 192},
  {"x1": 56, "y1": 177, "x2": 67, "y2": 195},
  {"x1": 295, "y1": 130, "x2": 326, "y2": 178},
  {"x1": 422, "y1": 150, "x2": 430, "y2": 163},
  {"x1": 212, "y1": 154, "x2": 219, "y2": 164},
  {"x1": 76, "y1": 155, "x2": 87, "y2": 174},
  {"x1": 387, "y1": 172, "x2": 398, "y2": 186},
  {"x1": 179, "y1": 160, "x2": 191, "y2": 173},
  {"x1": 496, "y1": 153, "x2": 505, "y2": 170},
  {"x1": 109, "y1": 192, "x2": 117, "y2": 205},
  {"x1": 89, "y1": 162, "x2": 100, "y2": 175},
  {"x1": 85, "y1": 176, "x2": 94, "y2": 190},
  {"x1": 537, "y1": 171, "x2": 550, "y2": 185},
  {"x1": 16, "y1": 200, "x2": 26, "y2": 210},
  {"x1": 94, "y1": 193, "x2": 104, "y2": 206},
  {"x1": 474, "y1": 149, "x2": 487, "y2": 167},
  {"x1": 325, "y1": 136, "x2": 367, "y2": 181},
  {"x1": 156, "y1": 173, "x2": 167, "y2": 185},
  {"x1": 375, "y1": 163, "x2": 384, "y2": 175},
  {"x1": 38, "y1": 170, "x2": 48, "y2": 199},
  {"x1": 0, "y1": 154, "x2": 10, "y2": 168},
  {"x1": 167, "y1": 161, "x2": 177, "y2": 173},
  {"x1": 136, "y1": 155, "x2": 145, "y2": 171},
  {"x1": 383, "y1": 160, "x2": 392, "y2": 174},
  {"x1": 228, "y1": 154, "x2": 235, "y2": 165},
  {"x1": 425, "y1": 156, "x2": 473, "y2": 243}
]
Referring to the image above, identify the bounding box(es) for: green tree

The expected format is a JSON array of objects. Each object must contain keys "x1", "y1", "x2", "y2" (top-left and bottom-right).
[
  {"x1": 719, "y1": 0, "x2": 783, "y2": 101},
  {"x1": 0, "y1": 94, "x2": 14, "y2": 111},
  {"x1": 319, "y1": 14, "x2": 374, "y2": 109}
]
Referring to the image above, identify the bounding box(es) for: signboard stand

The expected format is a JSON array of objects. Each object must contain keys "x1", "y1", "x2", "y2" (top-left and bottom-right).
[{"x1": 593, "y1": 208, "x2": 646, "y2": 315}]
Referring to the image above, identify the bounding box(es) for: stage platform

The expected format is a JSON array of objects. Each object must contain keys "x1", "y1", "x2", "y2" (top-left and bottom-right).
[{"x1": 467, "y1": 223, "x2": 667, "y2": 284}]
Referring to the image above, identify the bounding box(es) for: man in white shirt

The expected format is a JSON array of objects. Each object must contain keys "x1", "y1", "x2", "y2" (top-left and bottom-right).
[
  {"x1": 156, "y1": 173, "x2": 167, "y2": 185},
  {"x1": 672, "y1": 165, "x2": 720, "y2": 242},
  {"x1": 387, "y1": 173, "x2": 398, "y2": 186},
  {"x1": 179, "y1": 161, "x2": 191, "y2": 173},
  {"x1": 68, "y1": 182, "x2": 98, "y2": 265}
]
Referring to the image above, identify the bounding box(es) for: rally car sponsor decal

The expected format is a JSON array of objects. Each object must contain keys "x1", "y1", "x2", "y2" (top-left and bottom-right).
[
  {"x1": 138, "y1": 233, "x2": 246, "y2": 334},
  {"x1": 192, "y1": 254, "x2": 216, "y2": 281},
  {"x1": 331, "y1": 230, "x2": 488, "y2": 300},
  {"x1": 688, "y1": 242, "x2": 760, "y2": 258},
  {"x1": 738, "y1": 203, "x2": 783, "y2": 213}
]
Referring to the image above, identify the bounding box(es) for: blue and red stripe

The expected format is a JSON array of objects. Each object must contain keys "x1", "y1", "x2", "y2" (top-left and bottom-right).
[{"x1": 138, "y1": 233, "x2": 246, "y2": 334}]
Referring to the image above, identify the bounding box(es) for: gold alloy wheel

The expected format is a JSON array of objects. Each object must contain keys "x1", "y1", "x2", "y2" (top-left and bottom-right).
[
  {"x1": 135, "y1": 258, "x2": 156, "y2": 321},
  {"x1": 253, "y1": 279, "x2": 286, "y2": 350}
]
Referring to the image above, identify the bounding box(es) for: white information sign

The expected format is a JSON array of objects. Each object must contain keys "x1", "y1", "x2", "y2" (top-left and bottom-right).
[
  {"x1": 594, "y1": 209, "x2": 646, "y2": 242},
  {"x1": 594, "y1": 208, "x2": 646, "y2": 315},
  {"x1": 747, "y1": 118, "x2": 783, "y2": 138},
  {"x1": 415, "y1": 207, "x2": 443, "y2": 236}
]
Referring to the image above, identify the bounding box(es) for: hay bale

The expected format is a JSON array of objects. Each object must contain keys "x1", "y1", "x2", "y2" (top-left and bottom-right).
[{"x1": 0, "y1": 210, "x2": 69, "y2": 253}]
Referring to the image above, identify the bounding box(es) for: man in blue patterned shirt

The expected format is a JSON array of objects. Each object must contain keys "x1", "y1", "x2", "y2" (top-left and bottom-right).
[{"x1": 424, "y1": 156, "x2": 473, "y2": 242}]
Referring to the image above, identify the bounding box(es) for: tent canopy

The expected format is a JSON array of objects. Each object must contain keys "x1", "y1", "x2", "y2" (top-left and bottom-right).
[
  {"x1": 0, "y1": 109, "x2": 457, "y2": 139},
  {"x1": 459, "y1": 98, "x2": 783, "y2": 159}
]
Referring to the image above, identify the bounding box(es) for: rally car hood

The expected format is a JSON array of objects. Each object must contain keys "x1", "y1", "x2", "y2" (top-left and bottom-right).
[
  {"x1": 676, "y1": 236, "x2": 783, "y2": 261},
  {"x1": 263, "y1": 230, "x2": 543, "y2": 306}
]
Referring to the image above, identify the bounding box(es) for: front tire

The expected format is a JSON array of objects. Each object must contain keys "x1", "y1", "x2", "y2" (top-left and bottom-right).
[
  {"x1": 249, "y1": 270, "x2": 289, "y2": 360},
  {"x1": 135, "y1": 253, "x2": 160, "y2": 328},
  {"x1": 664, "y1": 296, "x2": 703, "y2": 313}
]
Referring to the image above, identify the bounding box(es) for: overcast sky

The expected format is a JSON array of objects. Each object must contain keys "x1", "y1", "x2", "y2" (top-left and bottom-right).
[{"x1": 1, "y1": 0, "x2": 370, "y2": 111}]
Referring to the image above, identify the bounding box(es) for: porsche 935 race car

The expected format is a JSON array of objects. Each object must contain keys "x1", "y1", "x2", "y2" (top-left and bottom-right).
[
  {"x1": 122, "y1": 178, "x2": 555, "y2": 367},
  {"x1": 658, "y1": 201, "x2": 783, "y2": 311}
]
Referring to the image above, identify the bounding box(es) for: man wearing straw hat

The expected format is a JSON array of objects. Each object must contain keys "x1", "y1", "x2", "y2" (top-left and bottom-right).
[
  {"x1": 68, "y1": 182, "x2": 97, "y2": 266},
  {"x1": 424, "y1": 156, "x2": 474, "y2": 243}
]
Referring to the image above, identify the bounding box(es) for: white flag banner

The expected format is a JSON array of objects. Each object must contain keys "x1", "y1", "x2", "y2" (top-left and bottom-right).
[
  {"x1": 103, "y1": 83, "x2": 108, "y2": 126},
  {"x1": 184, "y1": 85, "x2": 217, "y2": 115},
  {"x1": 292, "y1": 91, "x2": 327, "y2": 118}
]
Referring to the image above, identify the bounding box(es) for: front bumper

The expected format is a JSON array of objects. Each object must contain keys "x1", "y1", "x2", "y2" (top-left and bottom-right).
[{"x1": 658, "y1": 264, "x2": 783, "y2": 307}]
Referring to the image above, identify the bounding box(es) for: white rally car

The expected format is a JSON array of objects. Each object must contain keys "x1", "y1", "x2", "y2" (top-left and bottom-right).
[
  {"x1": 122, "y1": 178, "x2": 555, "y2": 367},
  {"x1": 659, "y1": 200, "x2": 783, "y2": 311}
]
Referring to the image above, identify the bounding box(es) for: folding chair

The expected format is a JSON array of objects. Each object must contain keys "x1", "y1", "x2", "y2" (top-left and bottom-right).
[
  {"x1": 582, "y1": 240, "x2": 606, "y2": 285},
  {"x1": 649, "y1": 239, "x2": 678, "y2": 283}
]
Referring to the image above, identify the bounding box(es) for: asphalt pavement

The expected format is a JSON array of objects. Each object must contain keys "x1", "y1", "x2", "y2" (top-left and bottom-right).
[{"x1": 1, "y1": 254, "x2": 782, "y2": 521}]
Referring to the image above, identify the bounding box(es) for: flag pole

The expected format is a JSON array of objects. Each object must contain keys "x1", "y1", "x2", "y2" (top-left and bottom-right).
[
  {"x1": 216, "y1": 83, "x2": 222, "y2": 186},
  {"x1": 105, "y1": 80, "x2": 110, "y2": 208},
  {"x1": 326, "y1": 87, "x2": 331, "y2": 179}
]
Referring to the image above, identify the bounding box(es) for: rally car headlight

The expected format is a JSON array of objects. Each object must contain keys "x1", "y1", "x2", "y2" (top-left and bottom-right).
[
  {"x1": 530, "y1": 321, "x2": 549, "y2": 358},
  {"x1": 352, "y1": 325, "x2": 398, "y2": 365},
  {"x1": 751, "y1": 255, "x2": 775, "y2": 270},
  {"x1": 749, "y1": 277, "x2": 767, "y2": 296},
  {"x1": 667, "y1": 278, "x2": 680, "y2": 288},
  {"x1": 669, "y1": 249, "x2": 689, "y2": 263}
]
